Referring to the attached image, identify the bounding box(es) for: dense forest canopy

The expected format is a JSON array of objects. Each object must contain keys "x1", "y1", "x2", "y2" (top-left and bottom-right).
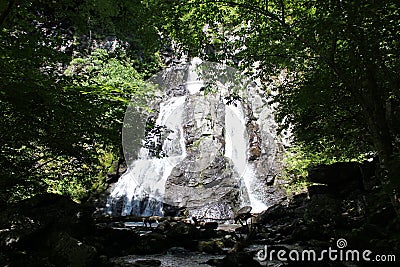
[
  {"x1": 1, "y1": 0, "x2": 399, "y2": 213},
  {"x1": 155, "y1": 0, "x2": 400, "y2": 206},
  {"x1": 0, "y1": 0, "x2": 162, "y2": 203},
  {"x1": 159, "y1": 0, "x2": 400, "y2": 157}
]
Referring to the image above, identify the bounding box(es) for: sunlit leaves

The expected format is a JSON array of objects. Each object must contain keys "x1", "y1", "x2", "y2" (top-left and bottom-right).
[
  {"x1": 64, "y1": 48, "x2": 149, "y2": 104},
  {"x1": 0, "y1": 0, "x2": 163, "y2": 203},
  {"x1": 156, "y1": 0, "x2": 400, "y2": 165}
]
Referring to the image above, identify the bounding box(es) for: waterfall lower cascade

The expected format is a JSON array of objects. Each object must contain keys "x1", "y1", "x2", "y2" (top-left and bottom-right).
[
  {"x1": 224, "y1": 104, "x2": 268, "y2": 213},
  {"x1": 106, "y1": 96, "x2": 187, "y2": 216},
  {"x1": 106, "y1": 61, "x2": 283, "y2": 220}
]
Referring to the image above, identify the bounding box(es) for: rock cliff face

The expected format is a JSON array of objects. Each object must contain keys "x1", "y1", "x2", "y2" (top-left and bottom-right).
[
  {"x1": 164, "y1": 94, "x2": 246, "y2": 220},
  {"x1": 105, "y1": 61, "x2": 286, "y2": 219},
  {"x1": 245, "y1": 85, "x2": 286, "y2": 207}
]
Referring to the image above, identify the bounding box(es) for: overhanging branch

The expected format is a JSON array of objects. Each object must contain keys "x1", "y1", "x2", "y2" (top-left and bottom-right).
[{"x1": 182, "y1": 0, "x2": 360, "y2": 96}]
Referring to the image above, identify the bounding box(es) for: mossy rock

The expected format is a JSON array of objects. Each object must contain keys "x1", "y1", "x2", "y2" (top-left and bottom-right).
[
  {"x1": 197, "y1": 238, "x2": 225, "y2": 253},
  {"x1": 49, "y1": 231, "x2": 99, "y2": 266},
  {"x1": 131, "y1": 232, "x2": 171, "y2": 254}
]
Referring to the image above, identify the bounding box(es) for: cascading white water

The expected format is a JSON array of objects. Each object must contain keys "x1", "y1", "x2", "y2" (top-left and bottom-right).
[
  {"x1": 106, "y1": 60, "x2": 273, "y2": 218},
  {"x1": 224, "y1": 103, "x2": 268, "y2": 213},
  {"x1": 106, "y1": 96, "x2": 187, "y2": 216}
]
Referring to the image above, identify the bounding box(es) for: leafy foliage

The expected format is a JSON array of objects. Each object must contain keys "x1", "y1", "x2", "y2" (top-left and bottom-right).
[
  {"x1": 0, "y1": 0, "x2": 161, "y2": 203},
  {"x1": 155, "y1": 0, "x2": 400, "y2": 190},
  {"x1": 280, "y1": 145, "x2": 366, "y2": 194},
  {"x1": 1, "y1": 0, "x2": 400, "y2": 211}
]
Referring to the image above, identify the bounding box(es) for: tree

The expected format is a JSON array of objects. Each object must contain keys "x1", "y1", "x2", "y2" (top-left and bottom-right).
[
  {"x1": 154, "y1": 0, "x2": 400, "y2": 212},
  {"x1": 0, "y1": 0, "x2": 162, "y2": 203}
]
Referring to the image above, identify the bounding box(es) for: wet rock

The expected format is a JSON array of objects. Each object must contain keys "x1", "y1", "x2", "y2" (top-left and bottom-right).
[
  {"x1": 142, "y1": 216, "x2": 163, "y2": 228},
  {"x1": 207, "y1": 252, "x2": 261, "y2": 267},
  {"x1": 104, "y1": 66, "x2": 287, "y2": 219},
  {"x1": 113, "y1": 258, "x2": 162, "y2": 267},
  {"x1": 255, "y1": 203, "x2": 291, "y2": 224},
  {"x1": 162, "y1": 203, "x2": 184, "y2": 217},
  {"x1": 247, "y1": 121, "x2": 261, "y2": 161},
  {"x1": 163, "y1": 94, "x2": 247, "y2": 220},
  {"x1": 249, "y1": 146, "x2": 261, "y2": 160},
  {"x1": 133, "y1": 259, "x2": 162, "y2": 267},
  {"x1": 48, "y1": 231, "x2": 99, "y2": 266},
  {"x1": 165, "y1": 153, "x2": 242, "y2": 220},
  {"x1": 197, "y1": 238, "x2": 225, "y2": 253},
  {"x1": 198, "y1": 221, "x2": 219, "y2": 230},
  {"x1": 132, "y1": 232, "x2": 170, "y2": 254},
  {"x1": 261, "y1": 186, "x2": 287, "y2": 208},
  {"x1": 166, "y1": 83, "x2": 188, "y2": 97},
  {"x1": 156, "y1": 220, "x2": 171, "y2": 232},
  {"x1": 166, "y1": 221, "x2": 200, "y2": 241},
  {"x1": 248, "y1": 86, "x2": 285, "y2": 173},
  {"x1": 234, "y1": 206, "x2": 252, "y2": 224}
]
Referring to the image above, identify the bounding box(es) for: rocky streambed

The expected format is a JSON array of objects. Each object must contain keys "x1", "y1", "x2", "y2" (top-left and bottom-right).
[{"x1": 1, "y1": 175, "x2": 399, "y2": 267}]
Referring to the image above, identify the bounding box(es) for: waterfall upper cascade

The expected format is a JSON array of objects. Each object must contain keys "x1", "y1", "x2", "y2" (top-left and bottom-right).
[{"x1": 106, "y1": 61, "x2": 283, "y2": 219}]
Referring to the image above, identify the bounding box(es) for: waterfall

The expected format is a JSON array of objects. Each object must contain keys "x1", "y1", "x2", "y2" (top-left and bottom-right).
[
  {"x1": 106, "y1": 96, "x2": 187, "y2": 216},
  {"x1": 224, "y1": 103, "x2": 268, "y2": 213},
  {"x1": 105, "y1": 60, "x2": 279, "y2": 218}
]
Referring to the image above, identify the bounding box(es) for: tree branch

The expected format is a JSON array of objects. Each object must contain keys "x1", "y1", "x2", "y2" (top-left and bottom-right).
[{"x1": 183, "y1": 0, "x2": 341, "y2": 75}]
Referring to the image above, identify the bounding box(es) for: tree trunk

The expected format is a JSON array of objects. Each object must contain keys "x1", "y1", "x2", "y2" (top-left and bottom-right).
[{"x1": 360, "y1": 63, "x2": 399, "y2": 216}]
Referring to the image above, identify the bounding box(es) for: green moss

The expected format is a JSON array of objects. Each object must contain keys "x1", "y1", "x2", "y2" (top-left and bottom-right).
[
  {"x1": 279, "y1": 145, "x2": 366, "y2": 195},
  {"x1": 192, "y1": 139, "x2": 201, "y2": 148}
]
